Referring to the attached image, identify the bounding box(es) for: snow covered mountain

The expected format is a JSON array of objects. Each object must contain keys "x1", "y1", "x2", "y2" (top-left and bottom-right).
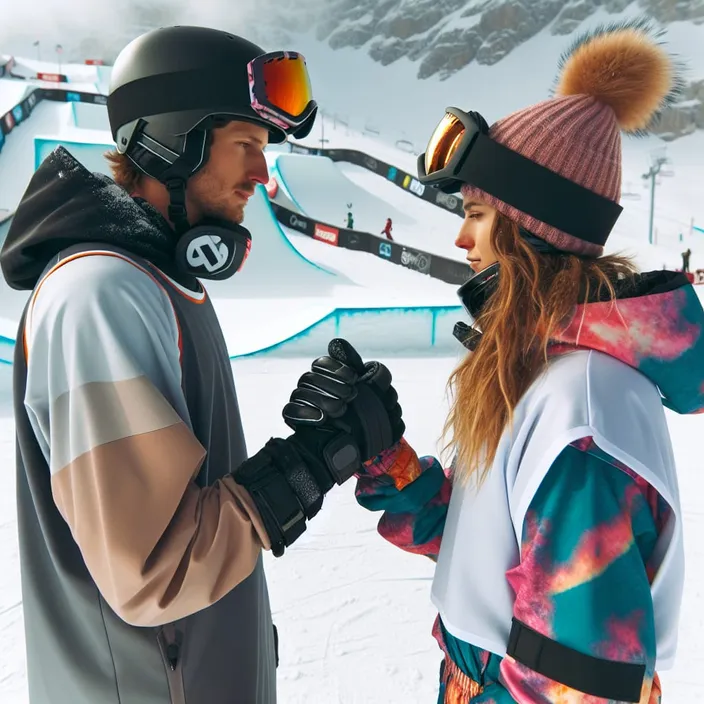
[{"x1": 2, "y1": 1, "x2": 703, "y2": 147}]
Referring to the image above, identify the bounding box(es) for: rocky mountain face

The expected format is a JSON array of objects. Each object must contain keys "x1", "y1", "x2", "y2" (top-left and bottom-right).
[
  {"x1": 287, "y1": 0, "x2": 704, "y2": 140},
  {"x1": 17, "y1": 0, "x2": 702, "y2": 141}
]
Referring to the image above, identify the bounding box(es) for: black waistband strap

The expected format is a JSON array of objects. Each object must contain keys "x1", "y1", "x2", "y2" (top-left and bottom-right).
[{"x1": 507, "y1": 618, "x2": 646, "y2": 702}]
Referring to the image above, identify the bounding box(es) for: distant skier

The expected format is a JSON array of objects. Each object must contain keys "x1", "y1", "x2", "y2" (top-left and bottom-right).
[
  {"x1": 682, "y1": 247, "x2": 691, "y2": 272},
  {"x1": 381, "y1": 217, "x2": 393, "y2": 240},
  {"x1": 346, "y1": 210, "x2": 354, "y2": 229}
]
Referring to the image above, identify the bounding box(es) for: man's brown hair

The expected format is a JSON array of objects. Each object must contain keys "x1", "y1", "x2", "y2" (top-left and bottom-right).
[{"x1": 104, "y1": 150, "x2": 143, "y2": 193}]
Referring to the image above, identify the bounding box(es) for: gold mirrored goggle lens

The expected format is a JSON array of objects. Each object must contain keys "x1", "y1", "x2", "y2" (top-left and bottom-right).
[{"x1": 424, "y1": 113, "x2": 466, "y2": 175}]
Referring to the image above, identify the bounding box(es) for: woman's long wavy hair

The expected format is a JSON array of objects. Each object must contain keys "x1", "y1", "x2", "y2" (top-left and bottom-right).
[{"x1": 443, "y1": 212, "x2": 638, "y2": 486}]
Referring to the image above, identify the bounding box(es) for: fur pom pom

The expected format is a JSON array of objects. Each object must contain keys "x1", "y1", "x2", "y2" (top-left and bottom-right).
[{"x1": 553, "y1": 18, "x2": 685, "y2": 134}]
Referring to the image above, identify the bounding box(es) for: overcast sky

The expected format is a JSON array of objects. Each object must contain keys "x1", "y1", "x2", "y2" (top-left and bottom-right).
[{"x1": 0, "y1": 0, "x2": 294, "y2": 62}]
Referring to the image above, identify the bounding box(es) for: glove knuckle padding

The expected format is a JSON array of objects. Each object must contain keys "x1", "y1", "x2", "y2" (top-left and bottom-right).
[
  {"x1": 311, "y1": 356, "x2": 359, "y2": 386},
  {"x1": 361, "y1": 361, "x2": 392, "y2": 390},
  {"x1": 297, "y1": 370, "x2": 357, "y2": 402},
  {"x1": 282, "y1": 400, "x2": 325, "y2": 425},
  {"x1": 289, "y1": 388, "x2": 347, "y2": 419}
]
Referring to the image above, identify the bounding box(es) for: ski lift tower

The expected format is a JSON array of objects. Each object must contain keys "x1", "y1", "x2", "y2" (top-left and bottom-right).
[{"x1": 642, "y1": 148, "x2": 673, "y2": 246}]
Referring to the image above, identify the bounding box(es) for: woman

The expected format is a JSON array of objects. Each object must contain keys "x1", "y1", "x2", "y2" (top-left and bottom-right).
[{"x1": 355, "y1": 21, "x2": 704, "y2": 703}]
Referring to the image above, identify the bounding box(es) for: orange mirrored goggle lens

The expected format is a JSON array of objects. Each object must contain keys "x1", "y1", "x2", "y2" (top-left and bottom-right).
[
  {"x1": 261, "y1": 54, "x2": 312, "y2": 118},
  {"x1": 424, "y1": 113, "x2": 466, "y2": 175}
]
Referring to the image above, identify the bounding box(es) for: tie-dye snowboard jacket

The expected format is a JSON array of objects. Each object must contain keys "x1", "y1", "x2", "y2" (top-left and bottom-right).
[{"x1": 356, "y1": 272, "x2": 704, "y2": 703}]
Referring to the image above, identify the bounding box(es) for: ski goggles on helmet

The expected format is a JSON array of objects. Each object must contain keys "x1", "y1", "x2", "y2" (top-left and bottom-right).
[
  {"x1": 417, "y1": 107, "x2": 623, "y2": 247},
  {"x1": 248, "y1": 51, "x2": 317, "y2": 132}
]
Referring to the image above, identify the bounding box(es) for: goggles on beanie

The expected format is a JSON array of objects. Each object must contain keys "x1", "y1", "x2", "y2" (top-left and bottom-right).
[{"x1": 417, "y1": 107, "x2": 623, "y2": 247}]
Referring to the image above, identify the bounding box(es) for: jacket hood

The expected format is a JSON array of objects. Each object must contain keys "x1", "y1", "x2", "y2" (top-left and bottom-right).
[
  {"x1": 0, "y1": 146, "x2": 181, "y2": 291},
  {"x1": 552, "y1": 270, "x2": 704, "y2": 415}
]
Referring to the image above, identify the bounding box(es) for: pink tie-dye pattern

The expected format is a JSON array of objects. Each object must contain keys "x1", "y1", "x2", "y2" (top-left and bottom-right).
[
  {"x1": 595, "y1": 611, "x2": 647, "y2": 663},
  {"x1": 378, "y1": 513, "x2": 443, "y2": 558},
  {"x1": 506, "y1": 512, "x2": 556, "y2": 637},
  {"x1": 507, "y1": 488, "x2": 638, "y2": 643},
  {"x1": 552, "y1": 489, "x2": 638, "y2": 594},
  {"x1": 556, "y1": 289, "x2": 700, "y2": 368}
]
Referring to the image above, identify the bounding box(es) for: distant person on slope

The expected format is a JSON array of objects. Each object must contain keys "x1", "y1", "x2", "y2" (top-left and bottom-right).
[
  {"x1": 346, "y1": 210, "x2": 354, "y2": 228},
  {"x1": 328, "y1": 22, "x2": 701, "y2": 703},
  {"x1": 682, "y1": 247, "x2": 691, "y2": 272},
  {"x1": 0, "y1": 26, "x2": 400, "y2": 704},
  {"x1": 381, "y1": 217, "x2": 394, "y2": 240}
]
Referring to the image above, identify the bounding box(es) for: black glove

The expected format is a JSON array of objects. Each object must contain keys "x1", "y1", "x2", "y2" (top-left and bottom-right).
[
  {"x1": 283, "y1": 338, "x2": 405, "y2": 462},
  {"x1": 232, "y1": 435, "x2": 331, "y2": 557},
  {"x1": 232, "y1": 340, "x2": 405, "y2": 558}
]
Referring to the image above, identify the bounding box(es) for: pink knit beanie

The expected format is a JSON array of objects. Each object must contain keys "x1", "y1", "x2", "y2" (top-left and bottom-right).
[{"x1": 461, "y1": 21, "x2": 681, "y2": 257}]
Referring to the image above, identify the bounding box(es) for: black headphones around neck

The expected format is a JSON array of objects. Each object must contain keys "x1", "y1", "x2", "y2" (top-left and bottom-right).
[{"x1": 129, "y1": 125, "x2": 254, "y2": 281}]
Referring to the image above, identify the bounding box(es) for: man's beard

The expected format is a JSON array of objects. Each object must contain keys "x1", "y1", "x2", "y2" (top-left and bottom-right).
[
  {"x1": 197, "y1": 195, "x2": 247, "y2": 225},
  {"x1": 188, "y1": 171, "x2": 252, "y2": 226}
]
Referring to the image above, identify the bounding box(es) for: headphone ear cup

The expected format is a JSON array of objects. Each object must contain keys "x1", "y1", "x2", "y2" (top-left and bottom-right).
[{"x1": 174, "y1": 222, "x2": 252, "y2": 280}]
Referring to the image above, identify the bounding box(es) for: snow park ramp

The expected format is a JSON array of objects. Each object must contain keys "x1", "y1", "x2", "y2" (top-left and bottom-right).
[
  {"x1": 273, "y1": 153, "x2": 415, "y2": 234},
  {"x1": 0, "y1": 185, "x2": 349, "y2": 360},
  {"x1": 35, "y1": 136, "x2": 114, "y2": 174},
  {"x1": 204, "y1": 184, "x2": 345, "y2": 298},
  {"x1": 72, "y1": 101, "x2": 111, "y2": 131},
  {"x1": 0, "y1": 101, "x2": 75, "y2": 210}
]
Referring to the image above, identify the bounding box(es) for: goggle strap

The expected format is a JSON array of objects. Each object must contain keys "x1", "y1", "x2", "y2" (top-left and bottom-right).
[{"x1": 456, "y1": 134, "x2": 622, "y2": 246}]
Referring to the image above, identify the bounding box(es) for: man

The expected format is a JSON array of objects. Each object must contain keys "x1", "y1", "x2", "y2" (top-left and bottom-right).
[{"x1": 0, "y1": 26, "x2": 402, "y2": 704}]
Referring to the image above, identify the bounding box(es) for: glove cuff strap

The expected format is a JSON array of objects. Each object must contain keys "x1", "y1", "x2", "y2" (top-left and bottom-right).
[{"x1": 322, "y1": 433, "x2": 361, "y2": 484}]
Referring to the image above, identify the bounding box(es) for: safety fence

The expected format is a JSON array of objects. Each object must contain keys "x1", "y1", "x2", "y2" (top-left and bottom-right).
[
  {"x1": 269, "y1": 199, "x2": 468, "y2": 286},
  {"x1": 0, "y1": 80, "x2": 107, "y2": 155},
  {"x1": 286, "y1": 142, "x2": 464, "y2": 218}
]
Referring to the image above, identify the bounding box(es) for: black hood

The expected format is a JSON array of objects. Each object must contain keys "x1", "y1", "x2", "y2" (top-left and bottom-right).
[{"x1": 0, "y1": 146, "x2": 191, "y2": 291}]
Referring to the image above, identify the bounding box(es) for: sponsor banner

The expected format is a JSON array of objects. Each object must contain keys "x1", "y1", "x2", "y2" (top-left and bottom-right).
[
  {"x1": 37, "y1": 72, "x2": 68, "y2": 83},
  {"x1": 312, "y1": 145, "x2": 463, "y2": 216},
  {"x1": 400, "y1": 247, "x2": 432, "y2": 275},
  {"x1": 281, "y1": 143, "x2": 460, "y2": 212},
  {"x1": 313, "y1": 223, "x2": 339, "y2": 246},
  {"x1": 24, "y1": 90, "x2": 39, "y2": 113},
  {"x1": 338, "y1": 228, "x2": 367, "y2": 251},
  {"x1": 267, "y1": 200, "x2": 469, "y2": 285},
  {"x1": 2, "y1": 111, "x2": 15, "y2": 133},
  {"x1": 85, "y1": 59, "x2": 105, "y2": 65},
  {"x1": 287, "y1": 212, "x2": 310, "y2": 233},
  {"x1": 435, "y1": 190, "x2": 460, "y2": 212},
  {"x1": 11, "y1": 104, "x2": 24, "y2": 124},
  {"x1": 429, "y1": 257, "x2": 469, "y2": 286},
  {"x1": 401, "y1": 173, "x2": 426, "y2": 197}
]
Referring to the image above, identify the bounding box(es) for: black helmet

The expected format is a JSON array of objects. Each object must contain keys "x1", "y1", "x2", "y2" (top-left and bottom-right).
[
  {"x1": 107, "y1": 26, "x2": 316, "y2": 174},
  {"x1": 106, "y1": 25, "x2": 317, "y2": 232}
]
